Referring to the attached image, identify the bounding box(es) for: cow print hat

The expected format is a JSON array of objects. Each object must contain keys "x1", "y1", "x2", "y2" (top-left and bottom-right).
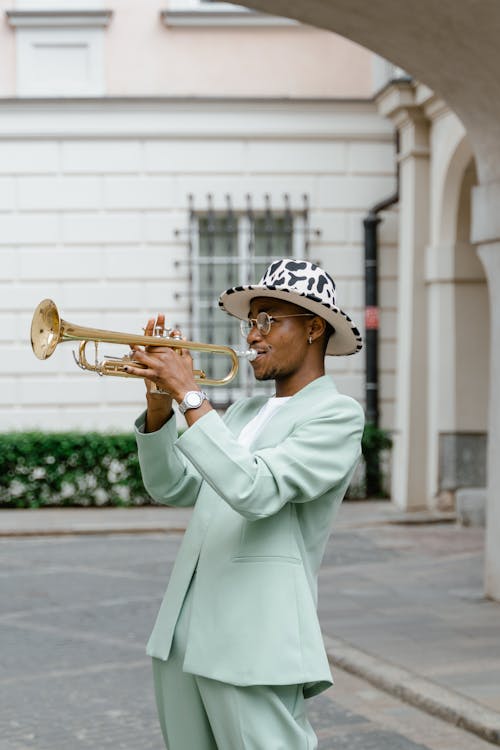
[{"x1": 219, "y1": 258, "x2": 362, "y2": 356}]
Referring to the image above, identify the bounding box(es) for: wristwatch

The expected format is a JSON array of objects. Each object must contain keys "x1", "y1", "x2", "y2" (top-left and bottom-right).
[{"x1": 178, "y1": 390, "x2": 209, "y2": 414}]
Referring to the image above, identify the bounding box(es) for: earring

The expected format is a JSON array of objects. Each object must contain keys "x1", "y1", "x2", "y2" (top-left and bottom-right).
[{"x1": 308, "y1": 335, "x2": 313, "y2": 345}]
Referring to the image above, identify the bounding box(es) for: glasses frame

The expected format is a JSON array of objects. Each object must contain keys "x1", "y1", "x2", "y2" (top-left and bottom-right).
[{"x1": 240, "y1": 311, "x2": 314, "y2": 337}]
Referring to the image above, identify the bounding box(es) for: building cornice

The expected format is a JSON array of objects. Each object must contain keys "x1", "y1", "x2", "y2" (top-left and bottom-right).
[
  {"x1": 6, "y1": 10, "x2": 113, "y2": 28},
  {"x1": 416, "y1": 86, "x2": 451, "y2": 123},
  {"x1": 375, "y1": 78, "x2": 451, "y2": 126},
  {"x1": 375, "y1": 79, "x2": 418, "y2": 121},
  {"x1": 0, "y1": 97, "x2": 392, "y2": 141},
  {"x1": 0, "y1": 95, "x2": 375, "y2": 106},
  {"x1": 161, "y1": 9, "x2": 298, "y2": 26}
]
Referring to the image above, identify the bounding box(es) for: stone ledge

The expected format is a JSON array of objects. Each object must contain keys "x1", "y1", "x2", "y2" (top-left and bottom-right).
[
  {"x1": 325, "y1": 634, "x2": 500, "y2": 746},
  {"x1": 161, "y1": 9, "x2": 298, "y2": 26},
  {"x1": 6, "y1": 10, "x2": 113, "y2": 28}
]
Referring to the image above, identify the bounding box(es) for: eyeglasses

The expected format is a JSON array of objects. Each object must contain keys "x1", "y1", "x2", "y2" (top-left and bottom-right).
[{"x1": 240, "y1": 311, "x2": 314, "y2": 337}]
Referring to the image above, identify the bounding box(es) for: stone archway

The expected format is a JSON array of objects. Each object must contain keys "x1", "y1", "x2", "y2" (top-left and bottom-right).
[
  {"x1": 235, "y1": 1, "x2": 500, "y2": 183},
  {"x1": 237, "y1": 0, "x2": 500, "y2": 599},
  {"x1": 236, "y1": 0, "x2": 500, "y2": 600},
  {"x1": 428, "y1": 142, "x2": 489, "y2": 515}
]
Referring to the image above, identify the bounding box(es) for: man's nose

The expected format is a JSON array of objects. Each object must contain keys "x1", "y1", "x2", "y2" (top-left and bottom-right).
[{"x1": 247, "y1": 323, "x2": 263, "y2": 346}]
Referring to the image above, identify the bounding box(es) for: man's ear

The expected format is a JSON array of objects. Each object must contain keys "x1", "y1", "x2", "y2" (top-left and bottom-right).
[{"x1": 309, "y1": 316, "x2": 326, "y2": 342}]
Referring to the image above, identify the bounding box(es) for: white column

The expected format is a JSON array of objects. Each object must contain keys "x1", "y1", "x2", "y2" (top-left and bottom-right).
[
  {"x1": 472, "y1": 180, "x2": 500, "y2": 600},
  {"x1": 390, "y1": 107, "x2": 431, "y2": 510},
  {"x1": 425, "y1": 238, "x2": 488, "y2": 506},
  {"x1": 425, "y1": 245, "x2": 457, "y2": 505},
  {"x1": 476, "y1": 242, "x2": 500, "y2": 599}
]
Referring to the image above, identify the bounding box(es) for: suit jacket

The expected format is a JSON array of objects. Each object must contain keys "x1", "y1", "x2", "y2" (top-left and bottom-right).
[{"x1": 134, "y1": 374, "x2": 364, "y2": 699}]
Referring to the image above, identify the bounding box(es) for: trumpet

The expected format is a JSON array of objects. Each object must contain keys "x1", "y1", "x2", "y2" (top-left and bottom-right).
[{"x1": 30, "y1": 299, "x2": 256, "y2": 387}]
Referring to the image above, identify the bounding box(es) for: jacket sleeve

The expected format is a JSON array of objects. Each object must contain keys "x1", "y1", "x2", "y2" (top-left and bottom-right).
[
  {"x1": 175, "y1": 396, "x2": 364, "y2": 520},
  {"x1": 134, "y1": 410, "x2": 202, "y2": 507}
]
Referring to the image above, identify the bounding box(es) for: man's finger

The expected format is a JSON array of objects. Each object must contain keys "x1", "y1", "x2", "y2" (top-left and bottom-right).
[
  {"x1": 144, "y1": 317, "x2": 156, "y2": 336},
  {"x1": 123, "y1": 363, "x2": 147, "y2": 378}
]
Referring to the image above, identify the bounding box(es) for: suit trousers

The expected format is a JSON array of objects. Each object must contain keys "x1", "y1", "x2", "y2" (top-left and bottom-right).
[{"x1": 151, "y1": 577, "x2": 318, "y2": 750}]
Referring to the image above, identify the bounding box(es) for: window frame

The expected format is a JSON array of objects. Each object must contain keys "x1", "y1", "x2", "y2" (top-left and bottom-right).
[
  {"x1": 190, "y1": 207, "x2": 309, "y2": 406},
  {"x1": 6, "y1": 10, "x2": 112, "y2": 97}
]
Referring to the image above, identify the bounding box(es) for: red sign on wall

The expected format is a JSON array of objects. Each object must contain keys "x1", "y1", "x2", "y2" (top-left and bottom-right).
[{"x1": 365, "y1": 306, "x2": 379, "y2": 330}]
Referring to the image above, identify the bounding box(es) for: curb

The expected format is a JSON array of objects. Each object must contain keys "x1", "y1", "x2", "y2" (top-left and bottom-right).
[
  {"x1": 324, "y1": 635, "x2": 500, "y2": 746},
  {"x1": 334, "y1": 513, "x2": 457, "y2": 530},
  {"x1": 0, "y1": 526, "x2": 187, "y2": 537},
  {"x1": 0, "y1": 510, "x2": 456, "y2": 538}
]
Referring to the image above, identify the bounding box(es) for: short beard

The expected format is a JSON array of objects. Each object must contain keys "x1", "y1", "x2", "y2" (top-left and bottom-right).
[
  {"x1": 253, "y1": 365, "x2": 288, "y2": 382},
  {"x1": 254, "y1": 371, "x2": 275, "y2": 382}
]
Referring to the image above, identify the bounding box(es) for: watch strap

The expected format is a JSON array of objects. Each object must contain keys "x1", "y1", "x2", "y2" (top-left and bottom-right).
[{"x1": 178, "y1": 391, "x2": 208, "y2": 414}]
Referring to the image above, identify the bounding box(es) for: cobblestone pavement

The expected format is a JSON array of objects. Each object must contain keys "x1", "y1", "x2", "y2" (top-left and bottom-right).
[
  {"x1": 0, "y1": 532, "x2": 495, "y2": 750},
  {"x1": 319, "y1": 521, "x2": 500, "y2": 714}
]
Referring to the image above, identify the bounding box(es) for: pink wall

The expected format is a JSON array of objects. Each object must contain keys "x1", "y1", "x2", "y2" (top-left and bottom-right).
[
  {"x1": 0, "y1": 0, "x2": 374, "y2": 99},
  {"x1": 105, "y1": 0, "x2": 374, "y2": 98}
]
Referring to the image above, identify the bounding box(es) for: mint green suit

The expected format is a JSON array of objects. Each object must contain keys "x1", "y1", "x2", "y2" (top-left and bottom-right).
[{"x1": 134, "y1": 375, "x2": 364, "y2": 748}]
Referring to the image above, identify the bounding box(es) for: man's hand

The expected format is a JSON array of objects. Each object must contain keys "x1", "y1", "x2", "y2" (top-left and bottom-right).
[{"x1": 126, "y1": 314, "x2": 200, "y2": 432}]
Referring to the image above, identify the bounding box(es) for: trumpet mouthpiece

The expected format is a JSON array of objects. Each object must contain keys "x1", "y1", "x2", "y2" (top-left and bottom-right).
[{"x1": 234, "y1": 348, "x2": 257, "y2": 362}]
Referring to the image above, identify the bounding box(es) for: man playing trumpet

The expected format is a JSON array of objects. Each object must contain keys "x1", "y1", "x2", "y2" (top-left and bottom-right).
[{"x1": 127, "y1": 258, "x2": 364, "y2": 750}]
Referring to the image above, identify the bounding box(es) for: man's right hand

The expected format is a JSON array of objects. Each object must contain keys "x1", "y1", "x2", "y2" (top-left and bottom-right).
[{"x1": 141, "y1": 314, "x2": 175, "y2": 433}]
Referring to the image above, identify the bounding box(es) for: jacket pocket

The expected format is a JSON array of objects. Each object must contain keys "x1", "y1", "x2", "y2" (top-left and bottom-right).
[
  {"x1": 232, "y1": 503, "x2": 301, "y2": 563},
  {"x1": 232, "y1": 554, "x2": 301, "y2": 564}
]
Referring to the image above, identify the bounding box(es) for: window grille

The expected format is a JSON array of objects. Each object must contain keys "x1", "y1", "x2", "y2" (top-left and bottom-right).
[{"x1": 187, "y1": 193, "x2": 311, "y2": 408}]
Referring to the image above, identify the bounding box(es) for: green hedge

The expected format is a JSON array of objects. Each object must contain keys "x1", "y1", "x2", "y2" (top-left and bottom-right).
[
  {"x1": 0, "y1": 426, "x2": 393, "y2": 508},
  {"x1": 361, "y1": 423, "x2": 393, "y2": 498},
  {"x1": 0, "y1": 432, "x2": 150, "y2": 508}
]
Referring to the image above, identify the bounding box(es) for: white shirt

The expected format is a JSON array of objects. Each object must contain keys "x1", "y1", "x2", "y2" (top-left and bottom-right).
[{"x1": 237, "y1": 396, "x2": 292, "y2": 448}]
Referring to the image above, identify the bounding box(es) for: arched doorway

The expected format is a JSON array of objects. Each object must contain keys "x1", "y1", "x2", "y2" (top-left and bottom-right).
[{"x1": 427, "y1": 139, "x2": 489, "y2": 516}]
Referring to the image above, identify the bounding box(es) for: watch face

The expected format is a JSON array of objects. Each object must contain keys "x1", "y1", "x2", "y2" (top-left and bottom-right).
[{"x1": 186, "y1": 391, "x2": 202, "y2": 407}]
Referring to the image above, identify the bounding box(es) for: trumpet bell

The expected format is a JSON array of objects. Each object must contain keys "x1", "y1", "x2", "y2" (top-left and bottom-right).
[
  {"x1": 31, "y1": 299, "x2": 62, "y2": 360},
  {"x1": 30, "y1": 298, "x2": 256, "y2": 387}
]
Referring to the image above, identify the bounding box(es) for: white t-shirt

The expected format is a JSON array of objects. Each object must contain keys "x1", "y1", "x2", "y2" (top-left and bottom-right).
[{"x1": 237, "y1": 396, "x2": 292, "y2": 448}]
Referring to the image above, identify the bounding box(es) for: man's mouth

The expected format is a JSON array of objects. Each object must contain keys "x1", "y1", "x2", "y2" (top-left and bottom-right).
[{"x1": 251, "y1": 347, "x2": 270, "y2": 360}]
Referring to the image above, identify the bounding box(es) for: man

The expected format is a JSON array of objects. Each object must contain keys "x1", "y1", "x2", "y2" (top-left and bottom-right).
[{"x1": 127, "y1": 258, "x2": 364, "y2": 750}]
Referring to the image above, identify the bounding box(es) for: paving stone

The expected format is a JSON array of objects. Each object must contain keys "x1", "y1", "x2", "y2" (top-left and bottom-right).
[{"x1": 0, "y1": 525, "x2": 498, "y2": 750}]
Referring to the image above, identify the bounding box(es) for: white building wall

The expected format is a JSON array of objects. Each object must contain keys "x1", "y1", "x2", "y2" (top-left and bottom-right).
[{"x1": 0, "y1": 99, "x2": 396, "y2": 432}]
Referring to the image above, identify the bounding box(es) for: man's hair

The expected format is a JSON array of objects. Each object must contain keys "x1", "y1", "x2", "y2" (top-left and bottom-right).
[{"x1": 321, "y1": 322, "x2": 335, "y2": 355}]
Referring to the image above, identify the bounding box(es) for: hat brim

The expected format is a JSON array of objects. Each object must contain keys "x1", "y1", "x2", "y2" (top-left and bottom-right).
[{"x1": 218, "y1": 285, "x2": 363, "y2": 356}]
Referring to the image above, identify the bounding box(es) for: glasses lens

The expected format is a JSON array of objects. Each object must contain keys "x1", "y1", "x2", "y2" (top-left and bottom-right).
[
  {"x1": 256, "y1": 312, "x2": 272, "y2": 335},
  {"x1": 240, "y1": 319, "x2": 252, "y2": 337}
]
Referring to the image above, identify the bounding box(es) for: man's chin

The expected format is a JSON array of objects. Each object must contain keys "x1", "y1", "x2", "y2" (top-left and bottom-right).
[
  {"x1": 253, "y1": 372, "x2": 272, "y2": 382},
  {"x1": 253, "y1": 367, "x2": 278, "y2": 382}
]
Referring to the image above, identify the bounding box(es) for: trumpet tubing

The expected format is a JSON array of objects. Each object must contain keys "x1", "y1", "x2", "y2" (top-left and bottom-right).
[{"x1": 30, "y1": 299, "x2": 256, "y2": 387}]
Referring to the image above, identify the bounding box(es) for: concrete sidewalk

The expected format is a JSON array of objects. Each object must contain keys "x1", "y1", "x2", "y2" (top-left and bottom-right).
[
  {"x1": 0, "y1": 505, "x2": 193, "y2": 537},
  {"x1": 0, "y1": 500, "x2": 453, "y2": 537},
  {"x1": 1, "y1": 500, "x2": 499, "y2": 746}
]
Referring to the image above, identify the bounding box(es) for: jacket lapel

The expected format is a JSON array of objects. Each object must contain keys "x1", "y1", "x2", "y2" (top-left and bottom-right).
[{"x1": 235, "y1": 375, "x2": 338, "y2": 451}]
